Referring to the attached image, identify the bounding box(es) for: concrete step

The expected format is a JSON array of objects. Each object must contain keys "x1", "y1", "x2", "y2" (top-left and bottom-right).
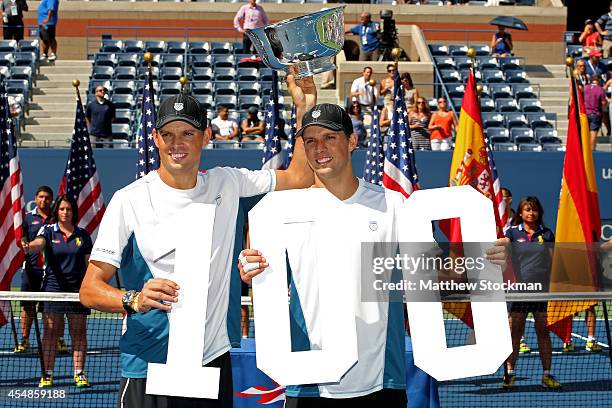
[
  {"x1": 28, "y1": 102, "x2": 78, "y2": 112},
  {"x1": 25, "y1": 117, "x2": 76, "y2": 125},
  {"x1": 31, "y1": 95, "x2": 83, "y2": 104},
  {"x1": 24, "y1": 124, "x2": 75, "y2": 133},
  {"x1": 540, "y1": 90, "x2": 568, "y2": 98}
]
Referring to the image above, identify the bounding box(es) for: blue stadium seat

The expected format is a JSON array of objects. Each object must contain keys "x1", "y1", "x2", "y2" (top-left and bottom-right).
[
  {"x1": 482, "y1": 112, "x2": 505, "y2": 128},
  {"x1": 145, "y1": 41, "x2": 167, "y2": 54},
  {"x1": 505, "y1": 69, "x2": 528, "y2": 83},
  {"x1": 476, "y1": 56, "x2": 498, "y2": 70},
  {"x1": 541, "y1": 142, "x2": 564, "y2": 151},
  {"x1": 93, "y1": 53, "x2": 117, "y2": 68},
  {"x1": 0, "y1": 40, "x2": 17, "y2": 53},
  {"x1": 241, "y1": 140, "x2": 264, "y2": 149},
  {"x1": 100, "y1": 39, "x2": 123, "y2": 53},
  {"x1": 213, "y1": 54, "x2": 236, "y2": 69},
  {"x1": 191, "y1": 67, "x2": 213, "y2": 81},
  {"x1": 117, "y1": 53, "x2": 139, "y2": 67},
  {"x1": 495, "y1": 98, "x2": 518, "y2": 112},
  {"x1": 114, "y1": 66, "x2": 137, "y2": 80},
  {"x1": 214, "y1": 95, "x2": 237, "y2": 110},
  {"x1": 499, "y1": 57, "x2": 522, "y2": 71},
  {"x1": 92, "y1": 66, "x2": 114, "y2": 80},
  {"x1": 14, "y1": 52, "x2": 35, "y2": 70},
  {"x1": 196, "y1": 94, "x2": 214, "y2": 109},
  {"x1": 448, "y1": 44, "x2": 468, "y2": 56},
  {"x1": 213, "y1": 140, "x2": 240, "y2": 149},
  {"x1": 18, "y1": 39, "x2": 38, "y2": 54},
  {"x1": 535, "y1": 128, "x2": 561, "y2": 143},
  {"x1": 238, "y1": 82, "x2": 261, "y2": 96},
  {"x1": 124, "y1": 40, "x2": 144, "y2": 53},
  {"x1": 512, "y1": 84, "x2": 537, "y2": 100},
  {"x1": 112, "y1": 123, "x2": 131, "y2": 141},
  {"x1": 161, "y1": 54, "x2": 184, "y2": 68},
  {"x1": 445, "y1": 83, "x2": 465, "y2": 98},
  {"x1": 232, "y1": 42, "x2": 245, "y2": 54},
  {"x1": 504, "y1": 112, "x2": 528, "y2": 128},
  {"x1": 517, "y1": 143, "x2": 542, "y2": 151},
  {"x1": 114, "y1": 109, "x2": 132, "y2": 125},
  {"x1": 237, "y1": 67, "x2": 259, "y2": 82},
  {"x1": 112, "y1": 80, "x2": 136, "y2": 95},
  {"x1": 139, "y1": 54, "x2": 160, "y2": 68},
  {"x1": 483, "y1": 69, "x2": 505, "y2": 83},
  {"x1": 486, "y1": 127, "x2": 510, "y2": 143},
  {"x1": 519, "y1": 98, "x2": 543, "y2": 112},
  {"x1": 6, "y1": 79, "x2": 28, "y2": 101},
  {"x1": 435, "y1": 57, "x2": 455, "y2": 69},
  {"x1": 565, "y1": 45, "x2": 582, "y2": 58},
  {"x1": 188, "y1": 42, "x2": 211, "y2": 54},
  {"x1": 190, "y1": 54, "x2": 213, "y2": 68},
  {"x1": 451, "y1": 97, "x2": 463, "y2": 111},
  {"x1": 160, "y1": 80, "x2": 182, "y2": 96},
  {"x1": 214, "y1": 67, "x2": 236, "y2": 81},
  {"x1": 428, "y1": 44, "x2": 449, "y2": 56},
  {"x1": 440, "y1": 69, "x2": 461, "y2": 83},
  {"x1": 161, "y1": 67, "x2": 183, "y2": 81},
  {"x1": 480, "y1": 97, "x2": 495, "y2": 112},
  {"x1": 192, "y1": 81, "x2": 213, "y2": 95},
  {"x1": 453, "y1": 56, "x2": 472, "y2": 70},
  {"x1": 489, "y1": 84, "x2": 512, "y2": 99},
  {"x1": 493, "y1": 142, "x2": 517, "y2": 151},
  {"x1": 211, "y1": 42, "x2": 233, "y2": 54},
  {"x1": 260, "y1": 68, "x2": 274, "y2": 82},
  {"x1": 459, "y1": 68, "x2": 482, "y2": 83},
  {"x1": 471, "y1": 44, "x2": 491, "y2": 56},
  {"x1": 111, "y1": 94, "x2": 135, "y2": 109},
  {"x1": 10, "y1": 66, "x2": 32, "y2": 86},
  {"x1": 510, "y1": 127, "x2": 535, "y2": 144},
  {"x1": 167, "y1": 41, "x2": 188, "y2": 54},
  {"x1": 137, "y1": 66, "x2": 159, "y2": 80},
  {"x1": 526, "y1": 112, "x2": 554, "y2": 129},
  {"x1": 239, "y1": 95, "x2": 262, "y2": 110},
  {"x1": 214, "y1": 81, "x2": 238, "y2": 95}
]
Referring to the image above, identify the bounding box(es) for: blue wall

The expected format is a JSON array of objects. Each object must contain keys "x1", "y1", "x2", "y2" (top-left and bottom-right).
[{"x1": 18, "y1": 149, "x2": 612, "y2": 235}]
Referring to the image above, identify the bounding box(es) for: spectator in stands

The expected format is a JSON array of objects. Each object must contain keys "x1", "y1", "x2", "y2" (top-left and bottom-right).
[
  {"x1": 408, "y1": 97, "x2": 432, "y2": 150},
  {"x1": 501, "y1": 187, "x2": 514, "y2": 233},
  {"x1": 8, "y1": 94, "x2": 22, "y2": 140},
  {"x1": 233, "y1": 0, "x2": 268, "y2": 55},
  {"x1": 502, "y1": 196, "x2": 561, "y2": 391},
  {"x1": 586, "y1": 49, "x2": 608, "y2": 81},
  {"x1": 37, "y1": 0, "x2": 59, "y2": 61},
  {"x1": 24, "y1": 195, "x2": 92, "y2": 389},
  {"x1": 428, "y1": 97, "x2": 456, "y2": 151},
  {"x1": 380, "y1": 97, "x2": 394, "y2": 133},
  {"x1": 596, "y1": 2, "x2": 612, "y2": 58},
  {"x1": 348, "y1": 102, "x2": 366, "y2": 146},
  {"x1": 573, "y1": 59, "x2": 589, "y2": 89},
  {"x1": 400, "y1": 72, "x2": 419, "y2": 112},
  {"x1": 240, "y1": 106, "x2": 264, "y2": 142},
  {"x1": 584, "y1": 74, "x2": 608, "y2": 150},
  {"x1": 86, "y1": 86, "x2": 116, "y2": 149},
  {"x1": 1, "y1": 0, "x2": 28, "y2": 42},
  {"x1": 380, "y1": 64, "x2": 395, "y2": 109},
  {"x1": 350, "y1": 66, "x2": 379, "y2": 108},
  {"x1": 580, "y1": 19, "x2": 602, "y2": 56},
  {"x1": 490, "y1": 25, "x2": 513, "y2": 57},
  {"x1": 212, "y1": 104, "x2": 239, "y2": 141},
  {"x1": 345, "y1": 12, "x2": 381, "y2": 62}
]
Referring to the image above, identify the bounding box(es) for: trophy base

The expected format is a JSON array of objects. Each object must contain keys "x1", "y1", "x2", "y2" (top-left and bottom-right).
[{"x1": 290, "y1": 57, "x2": 336, "y2": 79}]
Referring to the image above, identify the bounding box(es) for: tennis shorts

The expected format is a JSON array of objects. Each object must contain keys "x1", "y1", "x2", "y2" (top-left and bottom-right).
[
  {"x1": 285, "y1": 388, "x2": 407, "y2": 408},
  {"x1": 117, "y1": 352, "x2": 233, "y2": 408}
]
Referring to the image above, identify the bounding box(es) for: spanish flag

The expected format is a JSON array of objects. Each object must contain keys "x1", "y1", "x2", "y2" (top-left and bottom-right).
[{"x1": 547, "y1": 77, "x2": 600, "y2": 333}]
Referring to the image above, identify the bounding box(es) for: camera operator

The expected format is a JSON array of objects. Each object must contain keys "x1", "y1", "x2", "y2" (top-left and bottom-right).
[{"x1": 345, "y1": 12, "x2": 381, "y2": 62}]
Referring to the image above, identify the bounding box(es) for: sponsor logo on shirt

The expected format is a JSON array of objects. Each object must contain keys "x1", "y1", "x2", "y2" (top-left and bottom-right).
[
  {"x1": 32, "y1": 220, "x2": 40, "y2": 225},
  {"x1": 94, "y1": 247, "x2": 116, "y2": 256},
  {"x1": 52, "y1": 239, "x2": 61, "y2": 244},
  {"x1": 369, "y1": 221, "x2": 378, "y2": 231}
]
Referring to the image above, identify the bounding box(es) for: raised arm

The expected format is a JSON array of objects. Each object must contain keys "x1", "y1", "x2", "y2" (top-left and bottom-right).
[
  {"x1": 23, "y1": 236, "x2": 46, "y2": 255},
  {"x1": 274, "y1": 66, "x2": 316, "y2": 190}
]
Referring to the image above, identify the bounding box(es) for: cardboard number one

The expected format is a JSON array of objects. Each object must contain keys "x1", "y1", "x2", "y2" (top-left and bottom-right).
[
  {"x1": 146, "y1": 204, "x2": 221, "y2": 398},
  {"x1": 399, "y1": 186, "x2": 512, "y2": 381}
]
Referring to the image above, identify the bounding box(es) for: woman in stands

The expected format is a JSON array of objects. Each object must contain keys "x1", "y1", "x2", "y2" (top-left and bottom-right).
[
  {"x1": 573, "y1": 59, "x2": 589, "y2": 89},
  {"x1": 400, "y1": 72, "x2": 419, "y2": 112},
  {"x1": 428, "y1": 96, "x2": 456, "y2": 151},
  {"x1": 408, "y1": 97, "x2": 432, "y2": 150},
  {"x1": 502, "y1": 196, "x2": 561, "y2": 391},
  {"x1": 380, "y1": 64, "x2": 396, "y2": 110},
  {"x1": 490, "y1": 25, "x2": 513, "y2": 57},
  {"x1": 348, "y1": 102, "x2": 367, "y2": 146},
  {"x1": 580, "y1": 19, "x2": 602, "y2": 57},
  {"x1": 24, "y1": 195, "x2": 92, "y2": 389},
  {"x1": 380, "y1": 97, "x2": 394, "y2": 134}
]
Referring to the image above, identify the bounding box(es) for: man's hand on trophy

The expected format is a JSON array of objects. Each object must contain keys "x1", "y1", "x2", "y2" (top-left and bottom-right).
[
  {"x1": 238, "y1": 249, "x2": 269, "y2": 285},
  {"x1": 287, "y1": 65, "x2": 317, "y2": 113}
]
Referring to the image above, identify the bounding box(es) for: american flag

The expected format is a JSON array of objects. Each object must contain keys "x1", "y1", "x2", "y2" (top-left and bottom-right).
[
  {"x1": 283, "y1": 104, "x2": 297, "y2": 169},
  {"x1": 382, "y1": 68, "x2": 420, "y2": 197},
  {"x1": 363, "y1": 105, "x2": 384, "y2": 185},
  {"x1": 262, "y1": 70, "x2": 283, "y2": 170},
  {"x1": 136, "y1": 69, "x2": 160, "y2": 179},
  {"x1": 0, "y1": 77, "x2": 24, "y2": 325},
  {"x1": 484, "y1": 127, "x2": 507, "y2": 232},
  {"x1": 58, "y1": 94, "x2": 105, "y2": 236}
]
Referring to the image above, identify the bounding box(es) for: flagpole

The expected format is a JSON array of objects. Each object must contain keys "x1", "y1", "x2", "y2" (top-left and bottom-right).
[
  {"x1": 565, "y1": 56, "x2": 574, "y2": 80},
  {"x1": 179, "y1": 76, "x2": 188, "y2": 95}
]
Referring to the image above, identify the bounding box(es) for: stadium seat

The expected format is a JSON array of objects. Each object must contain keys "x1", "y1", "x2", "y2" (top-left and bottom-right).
[
  {"x1": 526, "y1": 112, "x2": 554, "y2": 129},
  {"x1": 191, "y1": 67, "x2": 213, "y2": 81},
  {"x1": 145, "y1": 41, "x2": 167, "y2": 54},
  {"x1": 489, "y1": 84, "x2": 512, "y2": 99},
  {"x1": 92, "y1": 66, "x2": 115, "y2": 80},
  {"x1": 93, "y1": 53, "x2": 117, "y2": 68},
  {"x1": 192, "y1": 81, "x2": 213, "y2": 95},
  {"x1": 459, "y1": 69, "x2": 481, "y2": 83},
  {"x1": 451, "y1": 97, "x2": 463, "y2": 111},
  {"x1": 232, "y1": 42, "x2": 245, "y2": 54},
  {"x1": 190, "y1": 54, "x2": 213, "y2": 68},
  {"x1": 565, "y1": 45, "x2": 582, "y2": 58},
  {"x1": 241, "y1": 141, "x2": 264, "y2": 149},
  {"x1": 214, "y1": 81, "x2": 238, "y2": 95},
  {"x1": 161, "y1": 67, "x2": 183, "y2": 81},
  {"x1": 499, "y1": 57, "x2": 522, "y2": 71},
  {"x1": 139, "y1": 54, "x2": 161, "y2": 68},
  {"x1": 480, "y1": 98, "x2": 495, "y2": 112},
  {"x1": 136, "y1": 80, "x2": 159, "y2": 96},
  {"x1": 239, "y1": 95, "x2": 262, "y2": 110},
  {"x1": 161, "y1": 54, "x2": 184, "y2": 68},
  {"x1": 6, "y1": 79, "x2": 28, "y2": 101},
  {"x1": 428, "y1": 99, "x2": 438, "y2": 111},
  {"x1": 211, "y1": 42, "x2": 233, "y2": 54},
  {"x1": 535, "y1": 128, "x2": 561, "y2": 143},
  {"x1": 114, "y1": 109, "x2": 132, "y2": 125},
  {"x1": 541, "y1": 142, "x2": 564, "y2": 151},
  {"x1": 167, "y1": 41, "x2": 188, "y2": 54},
  {"x1": 516, "y1": 0, "x2": 535, "y2": 5},
  {"x1": 88, "y1": 79, "x2": 112, "y2": 95},
  {"x1": 100, "y1": 39, "x2": 123, "y2": 53},
  {"x1": 111, "y1": 94, "x2": 135, "y2": 109},
  {"x1": 519, "y1": 98, "x2": 543, "y2": 112},
  {"x1": 137, "y1": 66, "x2": 159, "y2": 80},
  {"x1": 112, "y1": 80, "x2": 136, "y2": 95},
  {"x1": 483, "y1": 69, "x2": 505, "y2": 83},
  {"x1": 478, "y1": 84, "x2": 492, "y2": 99},
  {"x1": 448, "y1": 44, "x2": 468, "y2": 56},
  {"x1": 505, "y1": 112, "x2": 529, "y2": 128},
  {"x1": 238, "y1": 82, "x2": 261, "y2": 96},
  {"x1": 237, "y1": 67, "x2": 259, "y2": 82},
  {"x1": 260, "y1": 68, "x2": 274, "y2": 82},
  {"x1": 188, "y1": 41, "x2": 211, "y2": 54},
  {"x1": 435, "y1": 57, "x2": 456, "y2": 70},
  {"x1": 213, "y1": 140, "x2": 240, "y2": 149},
  {"x1": 0, "y1": 40, "x2": 17, "y2": 53},
  {"x1": 518, "y1": 143, "x2": 542, "y2": 151},
  {"x1": 14, "y1": 52, "x2": 36, "y2": 70},
  {"x1": 112, "y1": 123, "x2": 131, "y2": 140},
  {"x1": 445, "y1": 83, "x2": 465, "y2": 98},
  {"x1": 482, "y1": 112, "x2": 505, "y2": 128},
  {"x1": 214, "y1": 68, "x2": 237, "y2": 81},
  {"x1": 124, "y1": 40, "x2": 145, "y2": 53},
  {"x1": 117, "y1": 53, "x2": 139, "y2": 67},
  {"x1": 160, "y1": 80, "x2": 182, "y2": 96},
  {"x1": 505, "y1": 69, "x2": 528, "y2": 83},
  {"x1": 114, "y1": 66, "x2": 137, "y2": 80},
  {"x1": 512, "y1": 84, "x2": 537, "y2": 100},
  {"x1": 196, "y1": 94, "x2": 214, "y2": 109},
  {"x1": 215, "y1": 95, "x2": 237, "y2": 110},
  {"x1": 510, "y1": 127, "x2": 535, "y2": 144},
  {"x1": 453, "y1": 56, "x2": 472, "y2": 70},
  {"x1": 18, "y1": 39, "x2": 39, "y2": 54},
  {"x1": 493, "y1": 142, "x2": 517, "y2": 151},
  {"x1": 485, "y1": 127, "x2": 510, "y2": 143},
  {"x1": 428, "y1": 44, "x2": 449, "y2": 56},
  {"x1": 440, "y1": 69, "x2": 461, "y2": 83},
  {"x1": 476, "y1": 56, "x2": 498, "y2": 70},
  {"x1": 10, "y1": 66, "x2": 33, "y2": 85},
  {"x1": 471, "y1": 44, "x2": 491, "y2": 56},
  {"x1": 495, "y1": 98, "x2": 518, "y2": 112},
  {"x1": 214, "y1": 54, "x2": 236, "y2": 69}
]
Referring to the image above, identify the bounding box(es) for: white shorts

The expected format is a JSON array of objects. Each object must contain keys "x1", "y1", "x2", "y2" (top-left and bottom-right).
[{"x1": 431, "y1": 138, "x2": 452, "y2": 151}]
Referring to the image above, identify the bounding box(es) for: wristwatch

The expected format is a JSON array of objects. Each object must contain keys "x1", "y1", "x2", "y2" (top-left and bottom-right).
[{"x1": 122, "y1": 290, "x2": 140, "y2": 314}]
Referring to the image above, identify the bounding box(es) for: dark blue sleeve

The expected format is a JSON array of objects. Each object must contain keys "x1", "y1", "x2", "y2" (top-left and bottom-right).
[
  {"x1": 504, "y1": 227, "x2": 514, "y2": 241},
  {"x1": 83, "y1": 232, "x2": 93, "y2": 255},
  {"x1": 350, "y1": 25, "x2": 359, "y2": 35},
  {"x1": 544, "y1": 228, "x2": 555, "y2": 243}
]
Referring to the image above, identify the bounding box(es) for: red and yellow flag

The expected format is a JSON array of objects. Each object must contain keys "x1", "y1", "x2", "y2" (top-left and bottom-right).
[{"x1": 547, "y1": 78, "x2": 600, "y2": 331}]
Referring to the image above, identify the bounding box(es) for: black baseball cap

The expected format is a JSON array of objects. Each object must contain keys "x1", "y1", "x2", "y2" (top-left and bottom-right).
[
  {"x1": 296, "y1": 103, "x2": 353, "y2": 137},
  {"x1": 156, "y1": 94, "x2": 207, "y2": 131}
]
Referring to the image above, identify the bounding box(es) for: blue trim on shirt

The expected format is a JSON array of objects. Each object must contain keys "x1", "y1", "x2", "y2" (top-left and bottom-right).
[{"x1": 383, "y1": 269, "x2": 407, "y2": 390}]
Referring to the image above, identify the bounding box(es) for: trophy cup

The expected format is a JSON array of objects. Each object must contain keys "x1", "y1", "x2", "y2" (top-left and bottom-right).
[{"x1": 246, "y1": 7, "x2": 345, "y2": 79}]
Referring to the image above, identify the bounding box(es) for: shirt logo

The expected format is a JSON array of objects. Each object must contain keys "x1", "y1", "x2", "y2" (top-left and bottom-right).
[
  {"x1": 311, "y1": 109, "x2": 321, "y2": 119},
  {"x1": 174, "y1": 103, "x2": 184, "y2": 111},
  {"x1": 32, "y1": 220, "x2": 40, "y2": 225},
  {"x1": 369, "y1": 221, "x2": 378, "y2": 231},
  {"x1": 76, "y1": 237, "x2": 82, "y2": 247},
  {"x1": 52, "y1": 239, "x2": 61, "y2": 244}
]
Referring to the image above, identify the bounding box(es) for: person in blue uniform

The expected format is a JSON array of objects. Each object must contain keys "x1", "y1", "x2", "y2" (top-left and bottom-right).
[
  {"x1": 502, "y1": 196, "x2": 560, "y2": 390},
  {"x1": 490, "y1": 25, "x2": 513, "y2": 57},
  {"x1": 24, "y1": 195, "x2": 93, "y2": 389}
]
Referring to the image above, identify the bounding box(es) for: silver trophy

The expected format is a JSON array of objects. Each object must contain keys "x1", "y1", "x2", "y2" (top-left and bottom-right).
[{"x1": 246, "y1": 7, "x2": 345, "y2": 79}]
